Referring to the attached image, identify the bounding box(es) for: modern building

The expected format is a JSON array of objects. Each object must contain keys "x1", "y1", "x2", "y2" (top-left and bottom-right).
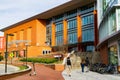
[
  {"x1": 97, "y1": 0, "x2": 120, "y2": 71},
  {"x1": 0, "y1": 0, "x2": 98, "y2": 58}
]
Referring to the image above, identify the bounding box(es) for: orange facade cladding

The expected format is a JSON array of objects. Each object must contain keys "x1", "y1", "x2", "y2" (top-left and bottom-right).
[
  {"x1": 4, "y1": 19, "x2": 51, "y2": 57},
  {"x1": 36, "y1": 19, "x2": 46, "y2": 46},
  {"x1": 63, "y1": 19, "x2": 67, "y2": 44},
  {"x1": 51, "y1": 17, "x2": 83, "y2": 46},
  {"x1": 77, "y1": 15, "x2": 82, "y2": 42},
  {"x1": 51, "y1": 22, "x2": 56, "y2": 46}
]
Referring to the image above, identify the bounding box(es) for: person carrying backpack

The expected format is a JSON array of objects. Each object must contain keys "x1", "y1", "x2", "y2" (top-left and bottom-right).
[{"x1": 66, "y1": 56, "x2": 72, "y2": 77}]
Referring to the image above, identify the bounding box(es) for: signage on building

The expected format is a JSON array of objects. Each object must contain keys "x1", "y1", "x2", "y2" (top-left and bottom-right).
[
  {"x1": 0, "y1": 37, "x2": 5, "y2": 50},
  {"x1": 9, "y1": 52, "x2": 14, "y2": 58},
  {"x1": 20, "y1": 50, "x2": 24, "y2": 57}
]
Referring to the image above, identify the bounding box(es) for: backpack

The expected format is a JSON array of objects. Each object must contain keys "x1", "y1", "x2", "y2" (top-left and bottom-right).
[{"x1": 67, "y1": 57, "x2": 71, "y2": 65}]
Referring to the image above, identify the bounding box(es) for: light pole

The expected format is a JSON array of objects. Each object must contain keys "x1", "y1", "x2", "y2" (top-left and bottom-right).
[
  {"x1": 5, "y1": 33, "x2": 14, "y2": 73},
  {"x1": 25, "y1": 43, "x2": 28, "y2": 67}
]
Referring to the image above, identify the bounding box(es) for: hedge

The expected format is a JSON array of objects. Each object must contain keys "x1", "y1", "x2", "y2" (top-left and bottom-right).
[
  {"x1": 0, "y1": 55, "x2": 3, "y2": 61},
  {"x1": 20, "y1": 58, "x2": 58, "y2": 64}
]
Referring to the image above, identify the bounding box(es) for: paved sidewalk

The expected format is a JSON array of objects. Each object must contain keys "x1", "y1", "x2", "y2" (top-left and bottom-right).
[
  {"x1": 6, "y1": 63, "x2": 64, "y2": 80},
  {"x1": 62, "y1": 69, "x2": 120, "y2": 80}
]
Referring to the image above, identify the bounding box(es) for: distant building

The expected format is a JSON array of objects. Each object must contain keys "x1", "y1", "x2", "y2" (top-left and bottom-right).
[
  {"x1": 0, "y1": 36, "x2": 5, "y2": 56},
  {"x1": 97, "y1": 0, "x2": 120, "y2": 71},
  {"x1": 0, "y1": 0, "x2": 98, "y2": 58}
]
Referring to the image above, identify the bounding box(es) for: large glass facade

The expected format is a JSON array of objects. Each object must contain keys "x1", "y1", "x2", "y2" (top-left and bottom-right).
[
  {"x1": 82, "y1": 14, "x2": 94, "y2": 42},
  {"x1": 55, "y1": 22, "x2": 63, "y2": 46},
  {"x1": 82, "y1": 15, "x2": 94, "y2": 26},
  {"x1": 46, "y1": 19, "x2": 52, "y2": 45},
  {"x1": 82, "y1": 13, "x2": 94, "y2": 51},
  {"x1": 99, "y1": 10, "x2": 116, "y2": 41},
  {"x1": 67, "y1": 18, "x2": 77, "y2": 44},
  {"x1": 67, "y1": 9, "x2": 77, "y2": 44},
  {"x1": 46, "y1": 3, "x2": 95, "y2": 52},
  {"x1": 116, "y1": 8, "x2": 120, "y2": 30},
  {"x1": 102, "y1": 0, "x2": 117, "y2": 14}
]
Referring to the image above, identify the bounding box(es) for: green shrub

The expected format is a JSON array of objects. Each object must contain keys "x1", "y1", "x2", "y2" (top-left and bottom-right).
[
  {"x1": 0, "y1": 55, "x2": 3, "y2": 61},
  {"x1": 19, "y1": 65, "x2": 28, "y2": 70},
  {"x1": 20, "y1": 58, "x2": 58, "y2": 64}
]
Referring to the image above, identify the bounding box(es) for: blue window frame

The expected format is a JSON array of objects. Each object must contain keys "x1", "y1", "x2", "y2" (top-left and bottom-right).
[
  {"x1": 68, "y1": 18, "x2": 77, "y2": 29},
  {"x1": 68, "y1": 33, "x2": 77, "y2": 44},
  {"x1": 82, "y1": 27, "x2": 94, "y2": 42},
  {"x1": 82, "y1": 15, "x2": 94, "y2": 26},
  {"x1": 55, "y1": 22, "x2": 63, "y2": 46},
  {"x1": 86, "y1": 46, "x2": 94, "y2": 52},
  {"x1": 56, "y1": 36, "x2": 63, "y2": 45},
  {"x1": 67, "y1": 18, "x2": 77, "y2": 44}
]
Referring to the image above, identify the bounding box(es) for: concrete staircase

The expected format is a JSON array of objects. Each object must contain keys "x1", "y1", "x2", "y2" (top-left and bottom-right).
[{"x1": 70, "y1": 51, "x2": 101, "y2": 69}]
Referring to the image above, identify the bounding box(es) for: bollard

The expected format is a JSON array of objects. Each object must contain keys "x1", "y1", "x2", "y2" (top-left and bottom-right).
[{"x1": 29, "y1": 62, "x2": 36, "y2": 76}]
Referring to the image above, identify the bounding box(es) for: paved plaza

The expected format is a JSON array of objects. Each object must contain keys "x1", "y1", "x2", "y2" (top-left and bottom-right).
[
  {"x1": 62, "y1": 69, "x2": 120, "y2": 80},
  {"x1": 0, "y1": 63, "x2": 120, "y2": 80},
  {"x1": 0, "y1": 64, "x2": 19, "y2": 75}
]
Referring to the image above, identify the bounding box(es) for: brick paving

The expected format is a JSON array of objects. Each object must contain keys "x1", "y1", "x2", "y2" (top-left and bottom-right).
[{"x1": 6, "y1": 63, "x2": 64, "y2": 80}]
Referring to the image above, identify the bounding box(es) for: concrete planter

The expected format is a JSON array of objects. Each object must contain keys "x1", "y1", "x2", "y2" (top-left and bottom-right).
[
  {"x1": 45, "y1": 64, "x2": 65, "y2": 71},
  {"x1": 54, "y1": 64, "x2": 64, "y2": 71}
]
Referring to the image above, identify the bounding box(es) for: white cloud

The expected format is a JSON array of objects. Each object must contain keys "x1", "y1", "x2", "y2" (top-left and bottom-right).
[{"x1": 0, "y1": 0, "x2": 70, "y2": 36}]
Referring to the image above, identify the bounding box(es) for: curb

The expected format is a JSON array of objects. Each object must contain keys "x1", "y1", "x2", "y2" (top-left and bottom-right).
[{"x1": 0, "y1": 65, "x2": 32, "y2": 79}]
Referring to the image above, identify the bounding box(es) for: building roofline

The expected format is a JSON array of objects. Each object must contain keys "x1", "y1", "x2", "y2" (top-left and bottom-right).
[{"x1": 0, "y1": 0, "x2": 95, "y2": 32}]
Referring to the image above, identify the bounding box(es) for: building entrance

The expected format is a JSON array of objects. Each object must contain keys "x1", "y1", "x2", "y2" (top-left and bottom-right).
[{"x1": 109, "y1": 45, "x2": 118, "y2": 65}]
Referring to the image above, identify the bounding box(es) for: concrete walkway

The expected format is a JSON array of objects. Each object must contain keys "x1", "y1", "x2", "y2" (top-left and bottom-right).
[
  {"x1": 62, "y1": 69, "x2": 120, "y2": 80},
  {"x1": 1, "y1": 62, "x2": 120, "y2": 80},
  {"x1": 0, "y1": 64, "x2": 19, "y2": 75},
  {"x1": 4, "y1": 63, "x2": 64, "y2": 80}
]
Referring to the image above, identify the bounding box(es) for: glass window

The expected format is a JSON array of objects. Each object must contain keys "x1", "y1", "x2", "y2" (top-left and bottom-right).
[
  {"x1": 68, "y1": 33, "x2": 77, "y2": 44},
  {"x1": 56, "y1": 23, "x2": 63, "y2": 32},
  {"x1": 67, "y1": 9, "x2": 77, "y2": 18},
  {"x1": 68, "y1": 19, "x2": 77, "y2": 29},
  {"x1": 109, "y1": 45, "x2": 118, "y2": 65},
  {"x1": 82, "y1": 15, "x2": 94, "y2": 26},
  {"x1": 86, "y1": 46, "x2": 94, "y2": 52},
  {"x1": 56, "y1": 36, "x2": 63, "y2": 45},
  {"x1": 67, "y1": 18, "x2": 77, "y2": 44},
  {"x1": 55, "y1": 22, "x2": 63, "y2": 46},
  {"x1": 54, "y1": 14, "x2": 63, "y2": 22},
  {"x1": 82, "y1": 27, "x2": 94, "y2": 42}
]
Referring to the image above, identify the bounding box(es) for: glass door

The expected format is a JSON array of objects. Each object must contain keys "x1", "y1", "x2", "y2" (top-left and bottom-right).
[{"x1": 109, "y1": 45, "x2": 118, "y2": 65}]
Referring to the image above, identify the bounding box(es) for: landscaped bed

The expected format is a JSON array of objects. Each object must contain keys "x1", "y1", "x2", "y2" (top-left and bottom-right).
[{"x1": 20, "y1": 57, "x2": 59, "y2": 64}]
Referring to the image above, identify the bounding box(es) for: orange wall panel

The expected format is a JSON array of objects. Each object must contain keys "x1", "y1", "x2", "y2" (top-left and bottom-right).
[
  {"x1": 63, "y1": 19, "x2": 67, "y2": 44},
  {"x1": 20, "y1": 30, "x2": 24, "y2": 40},
  {"x1": 17, "y1": 31, "x2": 20, "y2": 40},
  {"x1": 77, "y1": 15, "x2": 82, "y2": 42},
  {"x1": 51, "y1": 22, "x2": 55, "y2": 46},
  {"x1": 36, "y1": 19, "x2": 46, "y2": 46}
]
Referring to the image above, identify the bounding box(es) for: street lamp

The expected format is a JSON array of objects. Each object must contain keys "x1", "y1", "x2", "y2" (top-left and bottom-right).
[
  {"x1": 25, "y1": 42, "x2": 29, "y2": 67},
  {"x1": 5, "y1": 33, "x2": 14, "y2": 73}
]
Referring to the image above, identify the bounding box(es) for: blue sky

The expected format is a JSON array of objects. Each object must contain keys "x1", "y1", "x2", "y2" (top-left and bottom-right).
[{"x1": 0, "y1": 0, "x2": 70, "y2": 36}]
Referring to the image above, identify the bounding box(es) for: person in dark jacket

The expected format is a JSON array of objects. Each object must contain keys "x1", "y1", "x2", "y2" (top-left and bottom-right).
[{"x1": 81, "y1": 59, "x2": 85, "y2": 72}]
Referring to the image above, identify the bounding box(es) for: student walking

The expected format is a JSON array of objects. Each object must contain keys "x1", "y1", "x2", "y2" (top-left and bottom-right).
[
  {"x1": 66, "y1": 56, "x2": 72, "y2": 77},
  {"x1": 81, "y1": 59, "x2": 85, "y2": 72}
]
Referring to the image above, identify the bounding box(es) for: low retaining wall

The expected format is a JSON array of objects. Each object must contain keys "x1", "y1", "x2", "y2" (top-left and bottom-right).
[
  {"x1": 45, "y1": 64, "x2": 64, "y2": 71},
  {"x1": 0, "y1": 65, "x2": 31, "y2": 80}
]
